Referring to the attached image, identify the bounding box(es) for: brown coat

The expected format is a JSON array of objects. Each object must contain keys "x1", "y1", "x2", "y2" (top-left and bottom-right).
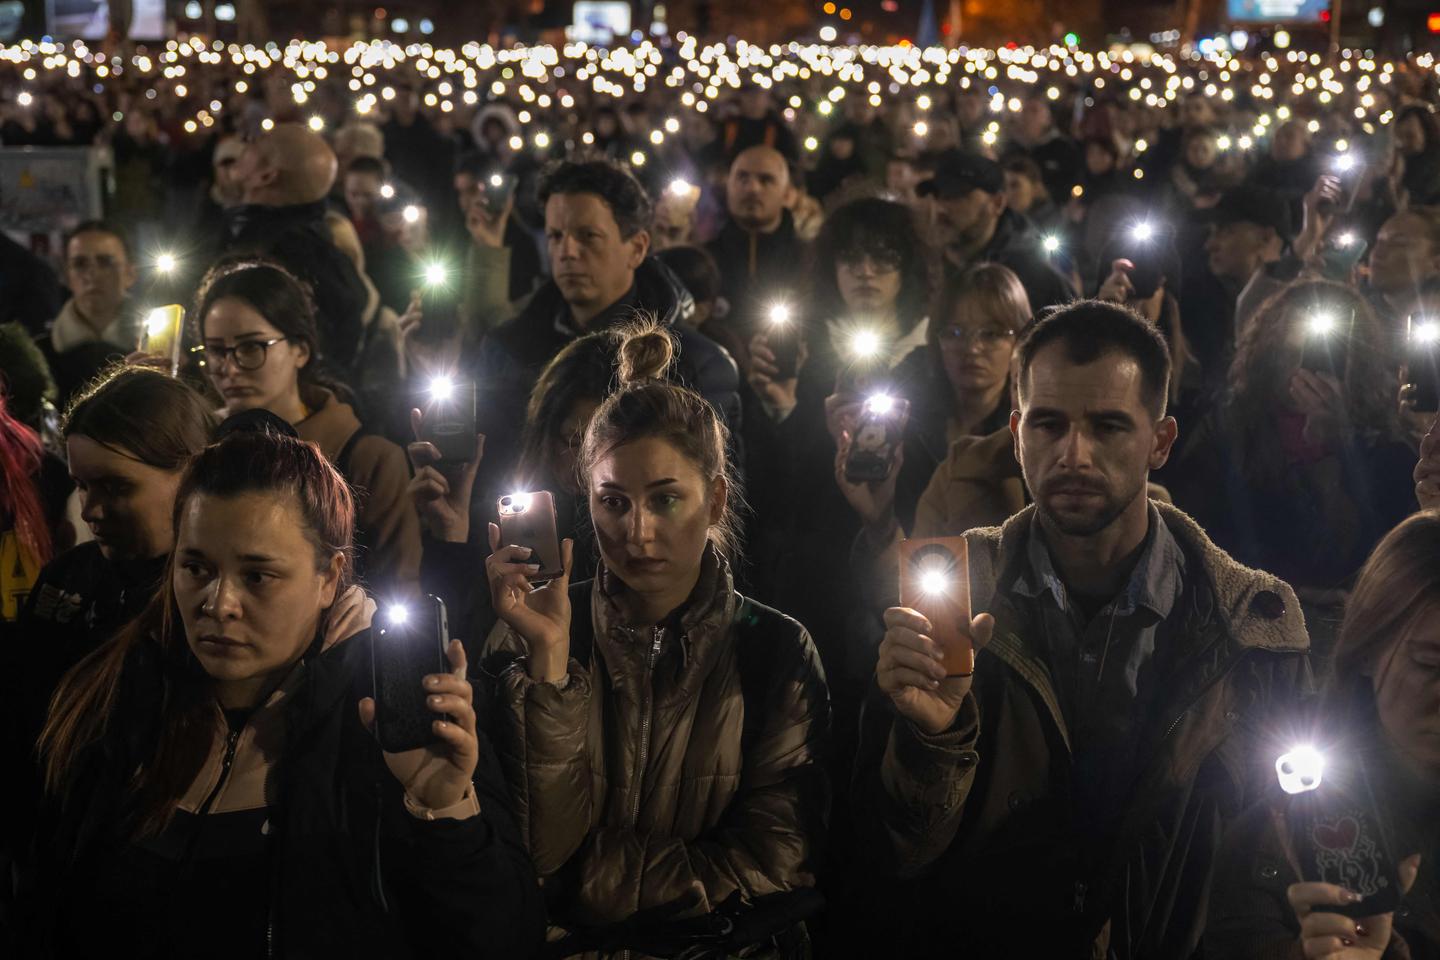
[
  {"x1": 295, "y1": 386, "x2": 420, "y2": 595},
  {"x1": 483, "y1": 550, "x2": 831, "y2": 933}
]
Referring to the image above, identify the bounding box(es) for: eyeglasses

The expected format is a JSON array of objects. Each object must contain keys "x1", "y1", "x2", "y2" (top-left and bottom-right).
[
  {"x1": 195, "y1": 337, "x2": 288, "y2": 371},
  {"x1": 937, "y1": 326, "x2": 1015, "y2": 348}
]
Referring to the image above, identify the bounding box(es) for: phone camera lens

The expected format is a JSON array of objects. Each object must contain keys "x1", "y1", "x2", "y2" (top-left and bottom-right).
[{"x1": 501, "y1": 497, "x2": 512, "y2": 506}]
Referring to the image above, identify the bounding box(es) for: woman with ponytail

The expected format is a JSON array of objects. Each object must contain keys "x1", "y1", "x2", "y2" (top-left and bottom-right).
[
  {"x1": 482, "y1": 322, "x2": 830, "y2": 953},
  {"x1": 21, "y1": 420, "x2": 542, "y2": 959}
]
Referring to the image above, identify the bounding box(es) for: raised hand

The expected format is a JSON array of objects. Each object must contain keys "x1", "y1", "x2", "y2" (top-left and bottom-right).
[
  {"x1": 486, "y1": 522, "x2": 575, "y2": 683},
  {"x1": 877, "y1": 607, "x2": 994, "y2": 736}
]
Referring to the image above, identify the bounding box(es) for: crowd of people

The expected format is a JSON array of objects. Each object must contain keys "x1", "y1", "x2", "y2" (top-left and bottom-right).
[{"x1": 2, "y1": 30, "x2": 1440, "y2": 960}]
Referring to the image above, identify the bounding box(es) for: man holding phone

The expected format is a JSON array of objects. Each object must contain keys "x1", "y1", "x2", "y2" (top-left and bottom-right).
[{"x1": 852, "y1": 301, "x2": 1311, "y2": 958}]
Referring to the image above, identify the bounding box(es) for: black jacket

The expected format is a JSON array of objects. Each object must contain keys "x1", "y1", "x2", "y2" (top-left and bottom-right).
[
  {"x1": 706, "y1": 211, "x2": 808, "y2": 333},
  {"x1": 221, "y1": 201, "x2": 368, "y2": 375},
  {"x1": 18, "y1": 620, "x2": 545, "y2": 959},
  {"x1": 956, "y1": 208, "x2": 1076, "y2": 313},
  {"x1": 0, "y1": 233, "x2": 64, "y2": 335}
]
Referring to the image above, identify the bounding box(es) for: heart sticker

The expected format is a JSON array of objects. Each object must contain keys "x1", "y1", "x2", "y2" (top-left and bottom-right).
[{"x1": 1315, "y1": 817, "x2": 1360, "y2": 851}]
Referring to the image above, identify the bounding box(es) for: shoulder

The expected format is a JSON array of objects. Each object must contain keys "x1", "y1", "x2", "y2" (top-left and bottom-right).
[
  {"x1": 944, "y1": 428, "x2": 1016, "y2": 479},
  {"x1": 36, "y1": 541, "x2": 106, "y2": 587},
  {"x1": 732, "y1": 596, "x2": 827, "y2": 689},
  {"x1": 674, "y1": 327, "x2": 739, "y2": 385}
]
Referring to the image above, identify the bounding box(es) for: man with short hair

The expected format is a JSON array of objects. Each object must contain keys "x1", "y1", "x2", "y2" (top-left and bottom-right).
[
  {"x1": 40, "y1": 222, "x2": 141, "y2": 404},
  {"x1": 705, "y1": 144, "x2": 808, "y2": 338},
  {"x1": 921, "y1": 150, "x2": 1075, "y2": 312},
  {"x1": 1010, "y1": 94, "x2": 1081, "y2": 203},
  {"x1": 853, "y1": 301, "x2": 1309, "y2": 958}
]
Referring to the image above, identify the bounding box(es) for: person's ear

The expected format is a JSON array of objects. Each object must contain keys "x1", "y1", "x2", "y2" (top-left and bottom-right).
[
  {"x1": 990, "y1": 191, "x2": 1008, "y2": 216},
  {"x1": 293, "y1": 339, "x2": 312, "y2": 372},
  {"x1": 708, "y1": 474, "x2": 728, "y2": 526},
  {"x1": 1009, "y1": 408, "x2": 1023, "y2": 464},
  {"x1": 319, "y1": 552, "x2": 344, "y2": 608},
  {"x1": 628, "y1": 229, "x2": 650, "y2": 268},
  {"x1": 1150, "y1": 415, "x2": 1179, "y2": 470}
]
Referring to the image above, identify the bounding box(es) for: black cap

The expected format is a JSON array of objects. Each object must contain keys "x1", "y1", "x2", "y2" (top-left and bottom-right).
[
  {"x1": 1212, "y1": 185, "x2": 1293, "y2": 241},
  {"x1": 916, "y1": 150, "x2": 1005, "y2": 198}
]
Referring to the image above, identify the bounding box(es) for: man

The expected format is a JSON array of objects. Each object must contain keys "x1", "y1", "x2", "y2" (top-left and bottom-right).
[
  {"x1": 853, "y1": 301, "x2": 1310, "y2": 958},
  {"x1": 1001, "y1": 154, "x2": 1061, "y2": 233},
  {"x1": 40, "y1": 222, "x2": 141, "y2": 405},
  {"x1": 705, "y1": 145, "x2": 808, "y2": 340},
  {"x1": 1010, "y1": 94, "x2": 1081, "y2": 204},
  {"x1": 222, "y1": 122, "x2": 368, "y2": 374},
  {"x1": 1366, "y1": 208, "x2": 1440, "y2": 323},
  {"x1": 467, "y1": 158, "x2": 741, "y2": 486},
  {"x1": 453, "y1": 152, "x2": 542, "y2": 303},
  {"x1": 921, "y1": 150, "x2": 1075, "y2": 312},
  {"x1": 342, "y1": 154, "x2": 388, "y2": 247}
]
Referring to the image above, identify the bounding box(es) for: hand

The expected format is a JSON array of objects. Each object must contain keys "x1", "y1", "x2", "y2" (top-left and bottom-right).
[
  {"x1": 466, "y1": 193, "x2": 512, "y2": 249},
  {"x1": 1417, "y1": 415, "x2": 1440, "y2": 509},
  {"x1": 877, "y1": 607, "x2": 995, "y2": 736},
  {"x1": 487, "y1": 523, "x2": 575, "y2": 683},
  {"x1": 1098, "y1": 258, "x2": 1137, "y2": 304},
  {"x1": 398, "y1": 291, "x2": 423, "y2": 343},
  {"x1": 1289, "y1": 369, "x2": 1346, "y2": 446},
  {"x1": 359, "y1": 638, "x2": 478, "y2": 811},
  {"x1": 834, "y1": 427, "x2": 902, "y2": 539},
  {"x1": 823, "y1": 392, "x2": 863, "y2": 446},
  {"x1": 747, "y1": 331, "x2": 805, "y2": 414},
  {"x1": 406, "y1": 408, "x2": 483, "y2": 543},
  {"x1": 1286, "y1": 854, "x2": 1421, "y2": 959},
  {"x1": 1298, "y1": 175, "x2": 1343, "y2": 260}
]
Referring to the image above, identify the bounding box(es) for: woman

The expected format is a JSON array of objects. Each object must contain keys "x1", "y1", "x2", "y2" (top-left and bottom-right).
[
  {"x1": 481, "y1": 324, "x2": 829, "y2": 952},
  {"x1": 0, "y1": 392, "x2": 65, "y2": 630},
  {"x1": 1170, "y1": 281, "x2": 1418, "y2": 661},
  {"x1": 196, "y1": 259, "x2": 421, "y2": 597},
  {"x1": 1206, "y1": 510, "x2": 1440, "y2": 959},
  {"x1": 23, "y1": 421, "x2": 542, "y2": 958}
]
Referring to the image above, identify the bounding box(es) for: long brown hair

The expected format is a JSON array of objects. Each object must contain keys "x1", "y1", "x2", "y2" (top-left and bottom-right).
[
  {"x1": 63, "y1": 364, "x2": 216, "y2": 471},
  {"x1": 39, "y1": 427, "x2": 355, "y2": 838},
  {"x1": 1227, "y1": 280, "x2": 1403, "y2": 487}
]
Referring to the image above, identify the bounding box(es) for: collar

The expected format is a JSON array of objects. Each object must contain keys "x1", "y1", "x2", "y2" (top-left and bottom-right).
[
  {"x1": 50, "y1": 298, "x2": 142, "y2": 354},
  {"x1": 556, "y1": 281, "x2": 640, "y2": 337},
  {"x1": 1012, "y1": 501, "x2": 1184, "y2": 622}
]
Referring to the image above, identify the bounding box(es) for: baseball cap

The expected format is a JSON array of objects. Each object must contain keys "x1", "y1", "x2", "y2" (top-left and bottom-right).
[
  {"x1": 1212, "y1": 185, "x2": 1293, "y2": 241},
  {"x1": 916, "y1": 150, "x2": 1005, "y2": 199}
]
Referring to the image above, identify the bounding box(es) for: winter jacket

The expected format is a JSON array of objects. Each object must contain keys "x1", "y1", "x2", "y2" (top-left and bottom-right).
[
  {"x1": 295, "y1": 385, "x2": 421, "y2": 597},
  {"x1": 852, "y1": 502, "x2": 1312, "y2": 959},
  {"x1": 480, "y1": 548, "x2": 831, "y2": 941},
  {"x1": 19, "y1": 587, "x2": 544, "y2": 960},
  {"x1": 951, "y1": 207, "x2": 1077, "y2": 313},
  {"x1": 705, "y1": 211, "x2": 809, "y2": 336}
]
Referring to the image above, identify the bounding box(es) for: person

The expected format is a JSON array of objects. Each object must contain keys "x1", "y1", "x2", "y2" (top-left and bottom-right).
[
  {"x1": 654, "y1": 244, "x2": 723, "y2": 336},
  {"x1": 381, "y1": 85, "x2": 458, "y2": 230},
  {"x1": 479, "y1": 323, "x2": 830, "y2": 947},
  {"x1": 342, "y1": 154, "x2": 389, "y2": 248},
  {"x1": 219, "y1": 122, "x2": 368, "y2": 376},
  {"x1": 1366, "y1": 207, "x2": 1440, "y2": 326},
  {"x1": 1001, "y1": 154, "x2": 1061, "y2": 233},
  {"x1": 809, "y1": 125, "x2": 867, "y2": 201},
  {"x1": 715, "y1": 83, "x2": 799, "y2": 159},
  {"x1": 17, "y1": 420, "x2": 543, "y2": 958},
  {"x1": 1393, "y1": 105, "x2": 1440, "y2": 207},
  {"x1": 852, "y1": 300, "x2": 1311, "y2": 958},
  {"x1": 39, "y1": 221, "x2": 142, "y2": 406},
  {"x1": 1248, "y1": 118, "x2": 1321, "y2": 207},
  {"x1": 0, "y1": 391, "x2": 65, "y2": 630},
  {"x1": 195, "y1": 259, "x2": 421, "y2": 597},
  {"x1": 705, "y1": 144, "x2": 809, "y2": 342},
  {"x1": 1420, "y1": 415, "x2": 1440, "y2": 510},
  {"x1": 1168, "y1": 281, "x2": 1417, "y2": 660},
  {"x1": 1206, "y1": 510, "x2": 1440, "y2": 960},
  {"x1": 1009, "y1": 93, "x2": 1081, "y2": 204},
  {"x1": 466, "y1": 157, "x2": 741, "y2": 494},
  {"x1": 453, "y1": 151, "x2": 543, "y2": 303},
  {"x1": 919, "y1": 150, "x2": 1076, "y2": 312},
  {"x1": 0, "y1": 231, "x2": 64, "y2": 336}
]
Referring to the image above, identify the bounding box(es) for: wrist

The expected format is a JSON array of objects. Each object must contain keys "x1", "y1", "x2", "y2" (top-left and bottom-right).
[
  {"x1": 527, "y1": 640, "x2": 570, "y2": 684},
  {"x1": 862, "y1": 512, "x2": 899, "y2": 547}
]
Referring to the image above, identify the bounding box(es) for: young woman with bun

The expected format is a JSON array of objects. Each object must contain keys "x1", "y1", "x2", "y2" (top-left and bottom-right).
[{"x1": 482, "y1": 322, "x2": 831, "y2": 944}]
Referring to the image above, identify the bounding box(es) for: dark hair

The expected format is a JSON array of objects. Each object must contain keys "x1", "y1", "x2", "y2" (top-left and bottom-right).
[
  {"x1": 519, "y1": 330, "x2": 622, "y2": 488},
  {"x1": 538, "y1": 158, "x2": 653, "y2": 240},
  {"x1": 63, "y1": 365, "x2": 217, "y2": 470},
  {"x1": 933, "y1": 263, "x2": 1033, "y2": 345},
  {"x1": 1017, "y1": 300, "x2": 1172, "y2": 416},
  {"x1": 654, "y1": 245, "x2": 721, "y2": 304},
  {"x1": 63, "y1": 219, "x2": 132, "y2": 262},
  {"x1": 344, "y1": 155, "x2": 387, "y2": 179},
  {"x1": 1001, "y1": 154, "x2": 1044, "y2": 185},
  {"x1": 578, "y1": 322, "x2": 742, "y2": 562},
  {"x1": 194, "y1": 258, "x2": 322, "y2": 383},
  {"x1": 1397, "y1": 105, "x2": 1440, "y2": 154},
  {"x1": 40, "y1": 427, "x2": 355, "y2": 837},
  {"x1": 812, "y1": 197, "x2": 933, "y2": 333}
]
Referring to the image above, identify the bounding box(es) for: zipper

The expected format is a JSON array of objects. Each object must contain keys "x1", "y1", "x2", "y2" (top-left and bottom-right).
[
  {"x1": 196, "y1": 726, "x2": 242, "y2": 817},
  {"x1": 627, "y1": 626, "x2": 665, "y2": 829}
]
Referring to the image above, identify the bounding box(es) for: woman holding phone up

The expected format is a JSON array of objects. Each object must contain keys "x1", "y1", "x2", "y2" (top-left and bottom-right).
[
  {"x1": 21, "y1": 420, "x2": 542, "y2": 959},
  {"x1": 482, "y1": 323, "x2": 830, "y2": 950}
]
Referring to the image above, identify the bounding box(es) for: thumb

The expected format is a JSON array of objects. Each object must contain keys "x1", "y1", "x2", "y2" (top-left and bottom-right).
[
  {"x1": 461, "y1": 434, "x2": 486, "y2": 485},
  {"x1": 1399, "y1": 854, "x2": 1422, "y2": 896},
  {"x1": 358, "y1": 697, "x2": 376, "y2": 732},
  {"x1": 557, "y1": 538, "x2": 576, "y2": 586},
  {"x1": 968, "y1": 612, "x2": 995, "y2": 652},
  {"x1": 410, "y1": 407, "x2": 424, "y2": 441}
]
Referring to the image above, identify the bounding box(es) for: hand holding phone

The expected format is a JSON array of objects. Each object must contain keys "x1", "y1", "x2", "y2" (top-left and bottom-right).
[
  {"x1": 899, "y1": 537, "x2": 975, "y2": 677},
  {"x1": 486, "y1": 518, "x2": 575, "y2": 683},
  {"x1": 407, "y1": 407, "x2": 483, "y2": 544},
  {"x1": 368, "y1": 595, "x2": 452, "y2": 752},
  {"x1": 1404, "y1": 316, "x2": 1440, "y2": 414},
  {"x1": 141, "y1": 304, "x2": 185, "y2": 377},
  {"x1": 844, "y1": 393, "x2": 910, "y2": 483},
  {"x1": 761, "y1": 304, "x2": 802, "y2": 380},
  {"x1": 420, "y1": 377, "x2": 479, "y2": 462}
]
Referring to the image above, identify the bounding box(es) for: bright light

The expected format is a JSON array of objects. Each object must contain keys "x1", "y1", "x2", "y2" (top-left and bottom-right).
[
  {"x1": 424, "y1": 262, "x2": 448, "y2": 287},
  {"x1": 16, "y1": 91, "x2": 32, "y2": 108},
  {"x1": 1131, "y1": 221, "x2": 1155, "y2": 242},
  {"x1": 1275, "y1": 745, "x2": 1325, "y2": 795},
  {"x1": 1308, "y1": 312, "x2": 1338, "y2": 336},
  {"x1": 1275, "y1": 29, "x2": 1291, "y2": 49},
  {"x1": 864, "y1": 393, "x2": 896, "y2": 415},
  {"x1": 630, "y1": 150, "x2": 647, "y2": 167},
  {"x1": 379, "y1": 183, "x2": 396, "y2": 199},
  {"x1": 919, "y1": 568, "x2": 948, "y2": 595},
  {"x1": 1043, "y1": 235, "x2": 1061, "y2": 254},
  {"x1": 489, "y1": 174, "x2": 504, "y2": 188},
  {"x1": 851, "y1": 330, "x2": 881, "y2": 359},
  {"x1": 768, "y1": 303, "x2": 791, "y2": 327},
  {"x1": 146, "y1": 308, "x2": 174, "y2": 337},
  {"x1": 913, "y1": 120, "x2": 928, "y2": 137},
  {"x1": 385, "y1": 604, "x2": 410, "y2": 627},
  {"x1": 819, "y1": 25, "x2": 837, "y2": 43},
  {"x1": 1335, "y1": 231, "x2": 1358, "y2": 248},
  {"x1": 1334, "y1": 153, "x2": 1357, "y2": 173},
  {"x1": 155, "y1": 253, "x2": 178, "y2": 274},
  {"x1": 402, "y1": 205, "x2": 421, "y2": 224},
  {"x1": 502, "y1": 492, "x2": 533, "y2": 513},
  {"x1": 308, "y1": 115, "x2": 325, "y2": 132},
  {"x1": 429, "y1": 376, "x2": 456, "y2": 401},
  {"x1": 1415, "y1": 320, "x2": 1440, "y2": 344},
  {"x1": 669, "y1": 177, "x2": 694, "y2": 197}
]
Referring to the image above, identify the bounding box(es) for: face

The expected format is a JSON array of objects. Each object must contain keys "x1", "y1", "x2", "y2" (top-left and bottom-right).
[
  {"x1": 1004, "y1": 171, "x2": 1038, "y2": 213},
  {"x1": 344, "y1": 171, "x2": 383, "y2": 220},
  {"x1": 1085, "y1": 142, "x2": 1115, "y2": 177},
  {"x1": 1272, "y1": 122, "x2": 1310, "y2": 163},
  {"x1": 176, "y1": 493, "x2": 342, "y2": 700},
  {"x1": 936, "y1": 300, "x2": 1018, "y2": 396},
  {"x1": 67, "y1": 434, "x2": 182, "y2": 562},
  {"x1": 836, "y1": 251, "x2": 902, "y2": 315},
  {"x1": 454, "y1": 171, "x2": 477, "y2": 212},
  {"x1": 1205, "y1": 221, "x2": 1276, "y2": 284},
  {"x1": 1181, "y1": 98, "x2": 1214, "y2": 127},
  {"x1": 1013, "y1": 344, "x2": 1176, "y2": 537},
  {"x1": 230, "y1": 138, "x2": 276, "y2": 199},
  {"x1": 831, "y1": 136, "x2": 856, "y2": 161},
  {"x1": 65, "y1": 231, "x2": 136, "y2": 320},
  {"x1": 545, "y1": 193, "x2": 648, "y2": 314},
  {"x1": 202, "y1": 297, "x2": 310, "y2": 415},
  {"x1": 589, "y1": 436, "x2": 725, "y2": 601},
  {"x1": 552, "y1": 397, "x2": 600, "y2": 494},
  {"x1": 1397, "y1": 115, "x2": 1427, "y2": 156},
  {"x1": 1372, "y1": 604, "x2": 1440, "y2": 779},
  {"x1": 1020, "y1": 99, "x2": 1051, "y2": 140},
  {"x1": 932, "y1": 189, "x2": 1003, "y2": 254},
  {"x1": 1185, "y1": 136, "x2": 1219, "y2": 170},
  {"x1": 726, "y1": 150, "x2": 791, "y2": 231},
  {"x1": 1369, "y1": 213, "x2": 1439, "y2": 295}
]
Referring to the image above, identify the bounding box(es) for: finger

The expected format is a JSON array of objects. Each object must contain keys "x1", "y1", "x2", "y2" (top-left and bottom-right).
[
  {"x1": 557, "y1": 538, "x2": 576, "y2": 585},
  {"x1": 410, "y1": 474, "x2": 449, "y2": 504},
  {"x1": 492, "y1": 560, "x2": 544, "y2": 582},
  {"x1": 426, "y1": 693, "x2": 477, "y2": 732},
  {"x1": 410, "y1": 407, "x2": 424, "y2": 441},
  {"x1": 445, "y1": 637, "x2": 468, "y2": 679},
  {"x1": 1300, "y1": 912, "x2": 1362, "y2": 941},
  {"x1": 407, "y1": 440, "x2": 441, "y2": 471},
  {"x1": 968, "y1": 612, "x2": 996, "y2": 652},
  {"x1": 358, "y1": 697, "x2": 376, "y2": 731},
  {"x1": 883, "y1": 605, "x2": 934, "y2": 635},
  {"x1": 880, "y1": 627, "x2": 942, "y2": 663},
  {"x1": 488, "y1": 521, "x2": 501, "y2": 554},
  {"x1": 430, "y1": 716, "x2": 478, "y2": 752},
  {"x1": 1398, "y1": 853, "x2": 1422, "y2": 895},
  {"x1": 878, "y1": 665, "x2": 942, "y2": 695},
  {"x1": 1301, "y1": 936, "x2": 1348, "y2": 959},
  {"x1": 881, "y1": 644, "x2": 949, "y2": 680},
  {"x1": 492, "y1": 542, "x2": 539, "y2": 564},
  {"x1": 1112, "y1": 258, "x2": 1135, "y2": 273},
  {"x1": 500, "y1": 571, "x2": 537, "y2": 596},
  {"x1": 1287, "y1": 881, "x2": 1357, "y2": 918}
]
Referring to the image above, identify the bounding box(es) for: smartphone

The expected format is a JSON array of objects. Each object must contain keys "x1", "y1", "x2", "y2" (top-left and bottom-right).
[
  {"x1": 1299, "y1": 311, "x2": 1351, "y2": 375},
  {"x1": 371, "y1": 594, "x2": 450, "y2": 753},
  {"x1": 421, "y1": 378, "x2": 478, "y2": 462},
  {"x1": 141, "y1": 304, "x2": 185, "y2": 377},
  {"x1": 899, "y1": 537, "x2": 974, "y2": 677},
  {"x1": 478, "y1": 172, "x2": 517, "y2": 216},
  {"x1": 1124, "y1": 252, "x2": 1164, "y2": 300},
  {"x1": 766, "y1": 319, "x2": 801, "y2": 380},
  {"x1": 1280, "y1": 747, "x2": 1401, "y2": 918},
  {"x1": 1406, "y1": 315, "x2": 1440, "y2": 413},
  {"x1": 845, "y1": 394, "x2": 909, "y2": 483},
  {"x1": 497, "y1": 491, "x2": 563, "y2": 582},
  {"x1": 1321, "y1": 231, "x2": 1369, "y2": 284}
]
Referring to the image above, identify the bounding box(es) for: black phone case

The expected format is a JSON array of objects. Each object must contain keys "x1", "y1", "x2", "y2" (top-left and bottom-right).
[
  {"x1": 1408, "y1": 342, "x2": 1440, "y2": 414},
  {"x1": 768, "y1": 325, "x2": 801, "y2": 379},
  {"x1": 371, "y1": 596, "x2": 449, "y2": 753},
  {"x1": 845, "y1": 405, "x2": 908, "y2": 483},
  {"x1": 423, "y1": 381, "x2": 478, "y2": 462},
  {"x1": 1291, "y1": 758, "x2": 1401, "y2": 918},
  {"x1": 498, "y1": 492, "x2": 564, "y2": 582}
]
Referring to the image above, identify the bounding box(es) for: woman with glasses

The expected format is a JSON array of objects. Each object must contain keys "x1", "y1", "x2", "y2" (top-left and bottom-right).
[{"x1": 196, "y1": 259, "x2": 421, "y2": 598}]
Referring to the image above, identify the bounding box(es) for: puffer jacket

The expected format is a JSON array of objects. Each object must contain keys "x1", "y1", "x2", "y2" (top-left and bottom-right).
[
  {"x1": 852, "y1": 502, "x2": 1312, "y2": 959},
  {"x1": 481, "y1": 548, "x2": 831, "y2": 940}
]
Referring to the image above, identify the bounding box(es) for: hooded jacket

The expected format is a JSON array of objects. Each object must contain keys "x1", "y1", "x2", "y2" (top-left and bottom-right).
[
  {"x1": 852, "y1": 502, "x2": 1312, "y2": 959},
  {"x1": 22, "y1": 587, "x2": 544, "y2": 959},
  {"x1": 480, "y1": 549, "x2": 830, "y2": 940}
]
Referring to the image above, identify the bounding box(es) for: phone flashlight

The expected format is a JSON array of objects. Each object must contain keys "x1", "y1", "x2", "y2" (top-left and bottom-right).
[
  {"x1": 380, "y1": 183, "x2": 396, "y2": 200},
  {"x1": 1307, "y1": 312, "x2": 1339, "y2": 337},
  {"x1": 155, "y1": 252, "x2": 178, "y2": 274},
  {"x1": 423, "y1": 261, "x2": 448, "y2": 287},
  {"x1": 429, "y1": 376, "x2": 456, "y2": 402},
  {"x1": 402, "y1": 205, "x2": 421, "y2": 224},
  {"x1": 851, "y1": 329, "x2": 882, "y2": 360},
  {"x1": 865, "y1": 393, "x2": 896, "y2": 415},
  {"x1": 1334, "y1": 231, "x2": 1358, "y2": 248},
  {"x1": 489, "y1": 173, "x2": 505, "y2": 188},
  {"x1": 1131, "y1": 221, "x2": 1155, "y2": 243},
  {"x1": 1333, "y1": 153, "x2": 1357, "y2": 175},
  {"x1": 1042, "y1": 235, "x2": 1061, "y2": 254},
  {"x1": 147, "y1": 308, "x2": 173, "y2": 337},
  {"x1": 1276, "y1": 745, "x2": 1325, "y2": 795},
  {"x1": 1416, "y1": 320, "x2": 1440, "y2": 344},
  {"x1": 669, "y1": 177, "x2": 694, "y2": 197},
  {"x1": 500, "y1": 492, "x2": 533, "y2": 513},
  {"x1": 913, "y1": 120, "x2": 928, "y2": 137},
  {"x1": 768, "y1": 303, "x2": 792, "y2": 327},
  {"x1": 385, "y1": 603, "x2": 410, "y2": 627},
  {"x1": 919, "y1": 567, "x2": 949, "y2": 596}
]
